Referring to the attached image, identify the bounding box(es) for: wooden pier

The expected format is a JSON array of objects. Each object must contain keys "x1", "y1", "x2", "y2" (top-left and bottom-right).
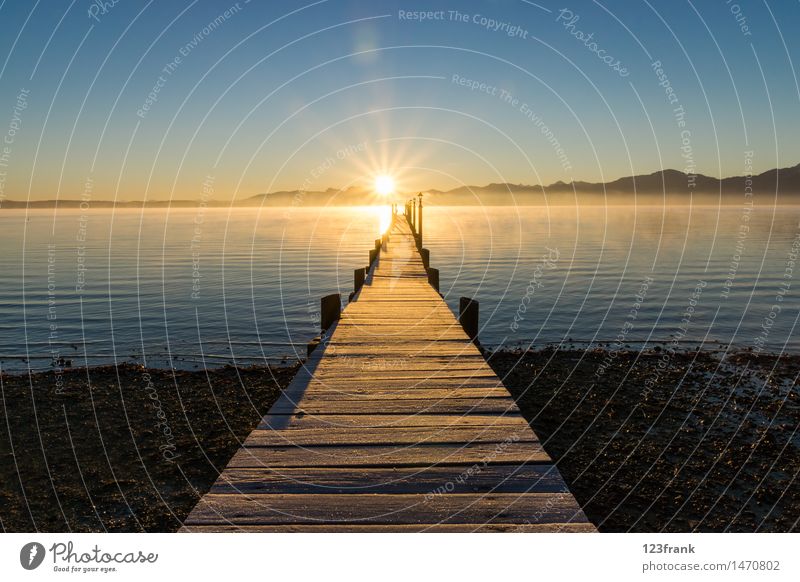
[{"x1": 182, "y1": 212, "x2": 594, "y2": 532}]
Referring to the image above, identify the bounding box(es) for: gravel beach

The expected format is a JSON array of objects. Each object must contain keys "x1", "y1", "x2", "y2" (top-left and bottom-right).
[
  {"x1": 0, "y1": 363, "x2": 297, "y2": 532},
  {"x1": 487, "y1": 347, "x2": 799, "y2": 532}
]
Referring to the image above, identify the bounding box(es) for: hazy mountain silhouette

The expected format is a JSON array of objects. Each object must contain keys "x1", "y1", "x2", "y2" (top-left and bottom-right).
[
  {"x1": 4, "y1": 163, "x2": 799, "y2": 208},
  {"x1": 422, "y1": 163, "x2": 800, "y2": 205}
]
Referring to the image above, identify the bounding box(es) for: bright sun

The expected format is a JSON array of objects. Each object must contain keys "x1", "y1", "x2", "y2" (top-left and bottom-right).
[{"x1": 374, "y1": 175, "x2": 395, "y2": 196}]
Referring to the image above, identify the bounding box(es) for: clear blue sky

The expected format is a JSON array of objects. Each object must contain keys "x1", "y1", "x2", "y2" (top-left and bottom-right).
[{"x1": 0, "y1": 0, "x2": 798, "y2": 201}]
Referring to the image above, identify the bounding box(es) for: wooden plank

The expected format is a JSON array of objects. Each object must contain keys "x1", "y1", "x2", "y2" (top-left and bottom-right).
[
  {"x1": 331, "y1": 329, "x2": 468, "y2": 338},
  {"x1": 330, "y1": 333, "x2": 471, "y2": 342},
  {"x1": 308, "y1": 368, "x2": 495, "y2": 379},
  {"x1": 258, "y1": 413, "x2": 532, "y2": 430},
  {"x1": 304, "y1": 375, "x2": 506, "y2": 385},
  {"x1": 244, "y1": 425, "x2": 537, "y2": 446},
  {"x1": 318, "y1": 356, "x2": 487, "y2": 364},
  {"x1": 313, "y1": 359, "x2": 490, "y2": 371},
  {"x1": 296, "y1": 388, "x2": 511, "y2": 400},
  {"x1": 269, "y1": 398, "x2": 520, "y2": 415},
  {"x1": 183, "y1": 493, "x2": 588, "y2": 525},
  {"x1": 209, "y1": 465, "x2": 569, "y2": 495},
  {"x1": 324, "y1": 348, "x2": 485, "y2": 357},
  {"x1": 302, "y1": 381, "x2": 507, "y2": 391},
  {"x1": 227, "y1": 441, "x2": 549, "y2": 468},
  {"x1": 335, "y1": 318, "x2": 461, "y2": 324}
]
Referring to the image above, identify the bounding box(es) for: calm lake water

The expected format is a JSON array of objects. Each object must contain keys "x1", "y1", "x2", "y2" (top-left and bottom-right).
[{"x1": 1, "y1": 205, "x2": 798, "y2": 372}]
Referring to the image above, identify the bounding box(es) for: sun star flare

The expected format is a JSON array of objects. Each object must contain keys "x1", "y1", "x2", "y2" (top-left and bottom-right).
[{"x1": 375, "y1": 175, "x2": 395, "y2": 196}]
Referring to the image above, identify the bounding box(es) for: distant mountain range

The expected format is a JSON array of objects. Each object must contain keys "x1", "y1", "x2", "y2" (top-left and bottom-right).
[
  {"x1": 4, "y1": 163, "x2": 799, "y2": 208},
  {"x1": 420, "y1": 163, "x2": 800, "y2": 205}
]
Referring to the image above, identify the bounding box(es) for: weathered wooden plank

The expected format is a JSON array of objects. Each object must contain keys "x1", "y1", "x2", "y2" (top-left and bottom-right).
[
  {"x1": 209, "y1": 465, "x2": 568, "y2": 495},
  {"x1": 303, "y1": 379, "x2": 507, "y2": 389},
  {"x1": 324, "y1": 343, "x2": 471, "y2": 351},
  {"x1": 183, "y1": 493, "x2": 589, "y2": 525},
  {"x1": 258, "y1": 413, "x2": 531, "y2": 430},
  {"x1": 311, "y1": 365, "x2": 498, "y2": 375},
  {"x1": 331, "y1": 327, "x2": 467, "y2": 336},
  {"x1": 331, "y1": 336, "x2": 468, "y2": 349},
  {"x1": 244, "y1": 425, "x2": 536, "y2": 446},
  {"x1": 297, "y1": 388, "x2": 511, "y2": 400},
  {"x1": 307, "y1": 378, "x2": 502, "y2": 388},
  {"x1": 227, "y1": 440, "x2": 549, "y2": 468},
  {"x1": 335, "y1": 318, "x2": 461, "y2": 324},
  {"x1": 311, "y1": 375, "x2": 500, "y2": 384},
  {"x1": 318, "y1": 354, "x2": 487, "y2": 363},
  {"x1": 339, "y1": 313, "x2": 457, "y2": 319},
  {"x1": 313, "y1": 358, "x2": 490, "y2": 370},
  {"x1": 319, "y1": 353, "x2": 487, "y2": 362},
  {"x1": 269, "y1": 398, "x2": 520, "y2": 415},
  {"x1": 310, "y1": 366, "x2": 493, "y2": 377},
  {"x1": 338, "y1": 317, "x2": 457, "y2": 323}
]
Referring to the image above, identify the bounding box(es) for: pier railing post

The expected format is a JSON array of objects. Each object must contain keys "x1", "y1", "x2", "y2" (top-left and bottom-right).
[
  {"x1": 354, "y1": 267, "x2": 365, "y2": 293},
  {"x1": 428, "y1": 267, "x2": 439, "y2": 293},
  {"x1": 307, "y1": 336, "x2": 321, "y2": 356},
  {"x1": 320, "y1": 293, "x2": 341, "y2": 332},
  {"x1": 459, "y1": 297, "x2": 479, "y2": 342},
  {"x1": 349, "y1": 267, "x2": 366, "y2": 302},
  {"x1": 420, "y1": 248, "x2": 430, "y2": 270},
  {"x1": 369, "y1": 238, "x2": 381, "y2": 267},
  {"x1": 417, "y1": 192, "x2": 423, "y2": 246}
]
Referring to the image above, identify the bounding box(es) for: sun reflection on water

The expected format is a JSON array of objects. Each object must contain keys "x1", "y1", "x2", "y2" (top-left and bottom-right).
[{"x1": 378, "y1": 205, "x2": 392, "y2": 234}]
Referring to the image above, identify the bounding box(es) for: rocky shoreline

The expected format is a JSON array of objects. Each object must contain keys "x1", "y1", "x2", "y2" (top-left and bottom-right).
[
  {"x1": 0, "y1": 363, "x2": 297, "y2": 531},
  {"x1": 487, "y1": 348, "x2": 799, "y2": 532}
]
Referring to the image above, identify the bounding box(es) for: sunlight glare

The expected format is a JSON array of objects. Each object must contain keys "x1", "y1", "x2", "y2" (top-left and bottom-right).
[
  {"x1": 378, "y1": 205, "x2": 392, "y2": 234},
  {"x1": 375, "y1": 175, "x2": 395, "y2": 196}
]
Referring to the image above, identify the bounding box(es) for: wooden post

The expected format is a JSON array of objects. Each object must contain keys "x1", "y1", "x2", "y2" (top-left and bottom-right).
[
  {"x1": 417, "y1": 192, "x2": 423, "y2": 245},
  {"x1": 354, "y1": 267, "x2": 365, "y2": 293},
  {"x1": 420, "y1": 248, "x2": 430, "y2": 270},
  {"x1": 320, "y1": 294, "x2": 341, "y2": 332},
  {"x1": 427, "y1": 267, "x2": 439, "y2": 293},
  {"x1": 459, "y1": 297, "x2": 479, "y2": 342},
  {"x1": 411, "y1": 199, "x2": 416, "y2": 232},
  {"x1": 369, "y1": 248, "x2": 377, "y2": 266}
]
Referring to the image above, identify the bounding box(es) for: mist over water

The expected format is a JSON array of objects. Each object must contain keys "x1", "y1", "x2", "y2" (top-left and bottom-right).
[
  {"x1": 1, "y1": 204, "x2": 798, "y2": 373},
  {"x1": 425, "y1": 205, "x2": 800, "y2": 353}
]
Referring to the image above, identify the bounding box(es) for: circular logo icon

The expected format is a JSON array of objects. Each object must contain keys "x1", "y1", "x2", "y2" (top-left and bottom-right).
[{"x1": 20, "y1": 542, "x2": 46, "y2": 570}]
